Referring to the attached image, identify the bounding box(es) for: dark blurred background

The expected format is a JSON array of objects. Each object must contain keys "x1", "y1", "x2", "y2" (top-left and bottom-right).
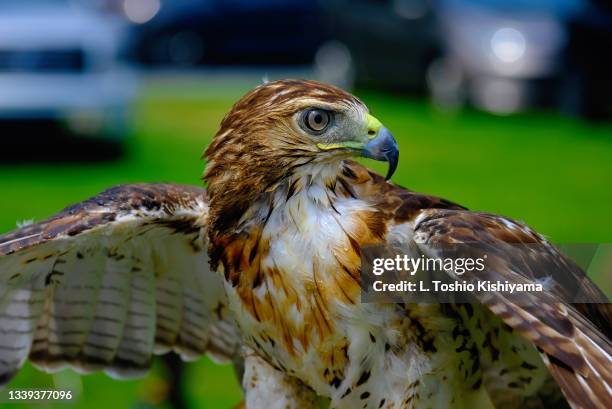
[{"x1": 1, "y1": 1, "x2": 611, "y2": 408}]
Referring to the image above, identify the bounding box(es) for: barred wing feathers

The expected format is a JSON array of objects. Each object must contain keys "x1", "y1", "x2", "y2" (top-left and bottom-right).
[
  {"x1": 411, "y1": 209, "x2": 611, "y2": 409},
  {"x1": 0, "y1": 184, "x2": 239, "y2": 385}
]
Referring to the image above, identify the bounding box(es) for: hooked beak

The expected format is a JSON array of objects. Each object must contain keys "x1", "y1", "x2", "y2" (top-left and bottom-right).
[
  {"x1": 361, "y1": 126, "x2": 399, "y2": 180},
  {"x1": 316, "y1": 113, "x2": 399, "y2": 180}
]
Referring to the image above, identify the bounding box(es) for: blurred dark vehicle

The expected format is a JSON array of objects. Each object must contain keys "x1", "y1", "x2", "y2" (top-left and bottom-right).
[
  {"x1": 127, "y1": 0, "x2": 329, "y2": 67},
  {"x1": 565, "y1": 0, "x2": 612, "y2": 119},
  {"x1": 432, "y1": 0, "x2": 612, "y2": 118},
  {"x1": 0, "y1": 0, "x2": 136, "y2": 140},
  {"x1": 322, "y1": 0, "x2": 440, "y2": 93}
]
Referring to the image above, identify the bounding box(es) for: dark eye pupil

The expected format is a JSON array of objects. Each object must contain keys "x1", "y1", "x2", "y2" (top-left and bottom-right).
[{"x1": 304, "y1": 109, "x2": 330, "y2": 132}]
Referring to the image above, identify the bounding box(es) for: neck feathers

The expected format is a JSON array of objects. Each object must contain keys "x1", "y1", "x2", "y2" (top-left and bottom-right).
[{"x1": 206, "y1": 160, "x2": 344, "y2": 236}]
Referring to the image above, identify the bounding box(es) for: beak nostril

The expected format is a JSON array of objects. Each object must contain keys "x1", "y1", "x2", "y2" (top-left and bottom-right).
[
  {"x1": 368, "y1": 130, "x2": 376, "y2": 136},
  {"x1": 361, "y1": 126, "x2": 399, "y2": 180}
]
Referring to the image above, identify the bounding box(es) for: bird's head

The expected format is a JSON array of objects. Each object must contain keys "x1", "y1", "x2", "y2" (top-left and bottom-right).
[{"x1": 204, "y1": 79, "x2": 398, "y2": 233}]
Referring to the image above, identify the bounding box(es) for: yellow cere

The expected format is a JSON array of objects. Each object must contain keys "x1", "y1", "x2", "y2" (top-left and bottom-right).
[{"x1": 366, "y1": 113, "x2": 383, "y2": 139}]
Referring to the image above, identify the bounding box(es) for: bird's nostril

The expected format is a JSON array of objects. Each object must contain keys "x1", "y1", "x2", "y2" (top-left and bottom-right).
[{"x1": 368, "y1": 130, "x2": 376, "y2": 136}]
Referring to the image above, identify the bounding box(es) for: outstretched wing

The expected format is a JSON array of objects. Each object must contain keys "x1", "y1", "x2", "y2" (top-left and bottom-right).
[
  {"x1": 411, "y1": 208, "x2": 611, "y2": 409},
  {"x1": 0, "y1": 184, "x2": 240, "y2": 386}
]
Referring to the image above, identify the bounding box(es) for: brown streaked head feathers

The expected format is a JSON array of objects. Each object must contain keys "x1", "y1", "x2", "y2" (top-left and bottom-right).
[
  {"x1": 1, "y1": 78, "x2": 610, "y2": 409},
  {"x1": 203, "y1": 79, "x2": 367, "y2": 233}
]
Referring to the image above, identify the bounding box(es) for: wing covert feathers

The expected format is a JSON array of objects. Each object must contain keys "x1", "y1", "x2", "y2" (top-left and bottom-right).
[
  {"x1": 0, "y1": 184, "x2": 240, "y2": 385},
  {"x1": 411, "y1": 209, "x2": 611, "y2": 409}
]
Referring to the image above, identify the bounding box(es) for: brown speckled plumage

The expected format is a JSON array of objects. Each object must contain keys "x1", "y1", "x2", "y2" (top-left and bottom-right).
[
  {"x1": 0, "y1": 184, "x2": 207, "y2": 256},
  {"x1": 0, "y1": 80, "x2": 610, "y2": 409}
]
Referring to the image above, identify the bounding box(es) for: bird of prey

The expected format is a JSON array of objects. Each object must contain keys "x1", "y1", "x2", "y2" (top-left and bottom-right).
[{"x1": 0, "y1": 80, "x2": 610, "y2": 409}]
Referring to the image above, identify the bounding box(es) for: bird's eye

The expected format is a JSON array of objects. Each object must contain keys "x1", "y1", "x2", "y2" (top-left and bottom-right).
[{"x1": 303, "y1": 109, "x2": 331, "y2": 133}]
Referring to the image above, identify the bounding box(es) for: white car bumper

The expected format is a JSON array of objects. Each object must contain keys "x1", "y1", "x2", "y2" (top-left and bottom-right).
[{"x1": 0, "y1": 68, "x2": 136, "y2": 114}]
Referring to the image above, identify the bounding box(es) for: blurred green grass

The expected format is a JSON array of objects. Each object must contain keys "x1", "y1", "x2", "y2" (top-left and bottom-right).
[{"x1": 1, "y1": 79, "x2": 611, "y2": 408}]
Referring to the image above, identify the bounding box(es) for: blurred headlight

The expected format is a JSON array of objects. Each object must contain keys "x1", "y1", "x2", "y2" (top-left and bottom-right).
[
  {"x1": 491, "y1": 27, "x2": 526, "y2": 63},
  {"x1": 123, "y1": 0, "x2": 160, "y2": 24}
]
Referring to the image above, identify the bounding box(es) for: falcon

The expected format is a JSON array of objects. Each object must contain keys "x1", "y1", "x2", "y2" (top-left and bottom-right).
[{"x1": 0, "y1": 79, "x2": 610, "y2": 409}]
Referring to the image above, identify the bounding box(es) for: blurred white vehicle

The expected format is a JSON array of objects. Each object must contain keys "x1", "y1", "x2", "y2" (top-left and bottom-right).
[
  {"x1": 431, "y1": 0, "x2": 612, "y2": 119},
  {"x1": 0, "y1": 0, "x2": 136, "y2": 139}
]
